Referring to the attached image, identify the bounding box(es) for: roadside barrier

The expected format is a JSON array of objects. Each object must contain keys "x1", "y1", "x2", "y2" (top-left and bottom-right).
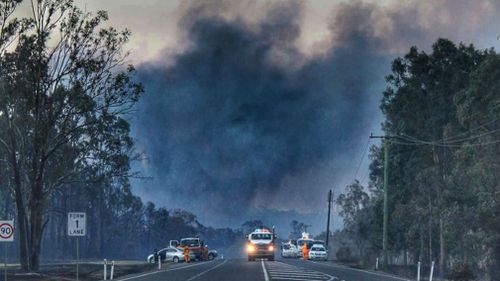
[
  {"x1": 110, "y1": 261, "x2": 115, "y2": 280},
  {"x1": 415, "y1": 260, "x2": 434, "y2": 281},
  {"x1": 429, "y1": 261, "x2": 435, "y2": 281},
  {"x1": 417, "y1": 261, "x2": 421, "y2": 281},
  {"x1": 103, "y1": 259, "x2": 115, "y2": 280},
  {"x1": 104, "y1": 259, "x2": 107, "y2": 280}
]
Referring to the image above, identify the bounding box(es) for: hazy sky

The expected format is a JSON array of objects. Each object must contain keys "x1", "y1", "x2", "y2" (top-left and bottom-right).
[
  {"x1": 69, "y1": 0, "x2": 500, "y2": 63},
  {"x1": 34, "y1": 0, "x2": 500, "y2": 235}
]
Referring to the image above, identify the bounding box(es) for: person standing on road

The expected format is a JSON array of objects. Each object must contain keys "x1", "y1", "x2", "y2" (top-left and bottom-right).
[
  {"x1": 302, "y1": 243, "x2": 309, "y2": 260},
  {"x1": 183, "y1": 245, "x2": 190, "y2": 263}
]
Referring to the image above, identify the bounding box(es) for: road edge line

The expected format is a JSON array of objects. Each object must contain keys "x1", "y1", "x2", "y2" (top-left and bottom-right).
[
  {"x1": 261, "y1": 260, "x2": 270, "y2": 281},
  {"x1": 186, "y1": 259, "x2": 227, "y2": 281},
  {"x1": 308, "y1": 261, "x2": 410, "y2": 281},
  {"x1": 116, "y1": 260, "x2": 216, "y2": 281}
]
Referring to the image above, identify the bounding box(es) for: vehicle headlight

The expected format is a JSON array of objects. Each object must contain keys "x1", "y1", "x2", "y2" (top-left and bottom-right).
[
  {"x1": 247, "y1": 244, "x2": 255, "y2": 253},
  {"x1": 268, "y1": 245, "x2": 274, "y2": 251}
]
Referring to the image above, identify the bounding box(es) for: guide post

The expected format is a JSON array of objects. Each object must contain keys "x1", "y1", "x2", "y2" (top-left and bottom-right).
[
  {"x1": 0, "y1": 220, "x2": 14, "y2": 281},
  {"x1": 68, "y1": 213, "x2": 86, "y2": 281}
]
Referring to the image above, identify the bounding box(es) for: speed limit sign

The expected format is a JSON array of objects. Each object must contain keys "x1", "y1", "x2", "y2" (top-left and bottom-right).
[{"x1": 0, "y1": 221, "x2": 14, "y2": 242}]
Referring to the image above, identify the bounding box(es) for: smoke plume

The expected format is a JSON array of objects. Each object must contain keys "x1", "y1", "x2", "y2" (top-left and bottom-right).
[{"x1": 131, "y1": 0, "x2": 500, "y2": 227}]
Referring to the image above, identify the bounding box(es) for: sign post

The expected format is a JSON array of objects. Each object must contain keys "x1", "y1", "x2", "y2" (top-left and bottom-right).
[
  {"x1": 68, "y1": 213, "x2": 86, "y2": 281},
  {"x1": 0, "y1": 220, "x2": 14, "y2": 281}
]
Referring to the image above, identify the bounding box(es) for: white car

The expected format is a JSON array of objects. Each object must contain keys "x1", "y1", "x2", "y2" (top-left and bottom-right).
[
  {"x1": 308, "y1": 244, "x2": 327, "y2": 261},
  {"x1": 281, "y1": 244, "x2": 298, "y2": 258},
  {"x1": 147, "y1": 247, "x2": 195, "y2": 263}
]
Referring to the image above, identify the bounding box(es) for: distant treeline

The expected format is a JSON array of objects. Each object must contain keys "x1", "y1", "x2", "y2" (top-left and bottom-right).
[
  {"x1": 1, "y1": 178, "x2": 245, "y2": 260},
  {"x1": 334, "y1": 39, "x2": 500, "y2": 281}
]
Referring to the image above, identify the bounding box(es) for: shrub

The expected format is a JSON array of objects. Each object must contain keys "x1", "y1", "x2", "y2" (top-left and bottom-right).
[{"x1": 446, "y1": 263, "x2": 476, "y2": 281}]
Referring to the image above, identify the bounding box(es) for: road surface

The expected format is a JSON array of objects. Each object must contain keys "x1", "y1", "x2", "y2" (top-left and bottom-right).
[{"x1": 116, "y1": 258, "x2": 410, "y2": 281}]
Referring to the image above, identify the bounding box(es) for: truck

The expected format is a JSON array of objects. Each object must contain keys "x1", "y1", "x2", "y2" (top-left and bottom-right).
[
  {"x1": 246, "y1": 227, "x2": 276, "y2": 261},
  {"x1": 296, "y1": 232, "x2": 314, "y2": 258},
  {"x1": 171, "y1": 238, "x2": 210, "y2": 261}
]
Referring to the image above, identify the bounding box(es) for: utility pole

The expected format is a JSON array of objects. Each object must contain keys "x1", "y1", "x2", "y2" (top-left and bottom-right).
[
  {"x1": 370, "y1": 133, "x2": 390, "y2": 268},
  {"x1": 325, "y1": 190, "x2": 333, "y2": 248}
]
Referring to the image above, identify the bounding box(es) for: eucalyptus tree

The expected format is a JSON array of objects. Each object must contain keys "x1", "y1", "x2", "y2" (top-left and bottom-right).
[{"x1": 0, "y1": 0, "x2": 142, "y2": 271}]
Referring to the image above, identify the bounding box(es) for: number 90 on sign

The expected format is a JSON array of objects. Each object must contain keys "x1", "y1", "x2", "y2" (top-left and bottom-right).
[{"x1": 0, "y1": 221, "x2": 14, "y2": 242}]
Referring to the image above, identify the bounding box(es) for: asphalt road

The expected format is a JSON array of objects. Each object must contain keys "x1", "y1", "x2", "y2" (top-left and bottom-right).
[{"x1": 115, "y1": 258, "x2": 411, "y2": 281}]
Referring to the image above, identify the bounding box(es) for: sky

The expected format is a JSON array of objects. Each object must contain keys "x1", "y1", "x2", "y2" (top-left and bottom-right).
[{"x1": 61, "y1": 0, "x2": 500, "y2": 236}]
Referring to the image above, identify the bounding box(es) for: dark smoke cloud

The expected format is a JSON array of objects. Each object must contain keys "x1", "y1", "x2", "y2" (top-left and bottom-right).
[{"x1": 131, "y1": 1, "x2": 395, "y2": 227}]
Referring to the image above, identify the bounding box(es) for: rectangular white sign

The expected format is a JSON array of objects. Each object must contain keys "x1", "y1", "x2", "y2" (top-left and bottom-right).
[
  {"x1": 0, "y1": 220, "x2": 14, "y2": 242},
  {"x1": 68, "y1": 212, "x2": 86, "y2": 236}
]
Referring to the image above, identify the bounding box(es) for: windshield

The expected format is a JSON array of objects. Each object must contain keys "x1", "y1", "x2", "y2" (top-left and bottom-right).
[
  {"x1": 311, "y1": 247, "x2": 325, "y2": 252},
  {"x1": 180, "y1": 239, "x2": 199, "y2": 247},
  {"x1": 282, "y1": 245, "x2": 291, "y2": 250},
  {"x1": 251, "y1": 233, "x2": 272, "y2": 240},
  {"x1": 297, "y1": 240, "x2": 314, "y2": 247}
]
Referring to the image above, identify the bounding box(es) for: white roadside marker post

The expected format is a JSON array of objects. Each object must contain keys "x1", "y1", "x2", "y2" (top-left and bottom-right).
[
  {"x1": 110, "y1": 261, "x2": 115, "y2": 280},
  {"x1": 375, "y1": 258, "x2": 379, "y2": 270},
  {"x1": 104, "y1": 259, "x2": 107, "y2": 280},
  {"x1": 417, "y1": 261, "x2": 421, "y2": 281},
  {"x1": 429, "y1": 261, "x2": 435, "y2": 281},
  {"x1": 158, "y1": 256, "x2": 161, "y2": 270}
]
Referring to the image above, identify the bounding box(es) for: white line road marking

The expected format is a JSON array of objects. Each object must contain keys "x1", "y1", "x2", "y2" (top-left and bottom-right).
[
  {"x1": 117, "y1": 260, "x2": 217, "y2": 281},
  {"x1": 266, "y1": 261, "x2": 334, "y2": 281},
  {"x1": 271, "y1": 273, "x2": 329, "y2": 277},
  {"x1": 186, "y1": 259, "x2": 228, "y2": 281},
  {"x1": 262, "y1": 260, "x2": 270, "y2": 281},
  {"x1": 308, "y1": 261, "x2": 410, "y2": 281},
  {"x1": 272, "y1": 277, "x2": 330, "y2": 280}
]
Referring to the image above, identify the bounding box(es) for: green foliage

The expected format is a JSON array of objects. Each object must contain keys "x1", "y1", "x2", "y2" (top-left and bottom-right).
[
  {"x1": 446, "y1": 263, "x2": 476, "y2": 281},
  {"x1": 340, "y1": 38, "x2": 500, "y2": 279}
]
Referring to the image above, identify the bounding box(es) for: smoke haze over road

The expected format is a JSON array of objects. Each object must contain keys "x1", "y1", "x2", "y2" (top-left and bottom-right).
[{"x1": 129, "y1": 0, "x2": 500, "y2": 231}]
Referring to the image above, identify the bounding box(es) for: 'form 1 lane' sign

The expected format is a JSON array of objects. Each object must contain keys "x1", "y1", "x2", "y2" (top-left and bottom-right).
[{"x1": 68, "y1": 213, "x2": 86, "y2": 236}]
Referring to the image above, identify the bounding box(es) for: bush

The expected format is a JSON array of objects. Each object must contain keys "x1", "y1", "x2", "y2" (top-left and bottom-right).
[
  {"x1": 336, "y1": 247, "x2": 352, "y2": 262},
  {"x1": 446, "y1": 263, "x2": 476, "y2": 281}
]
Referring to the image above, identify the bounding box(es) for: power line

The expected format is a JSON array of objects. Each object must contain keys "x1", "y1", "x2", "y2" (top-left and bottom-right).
[
  {"x1": 387, "y1": 136, "x2": 500, "y2": 148},
  {"x1": 399, "y1": 115, "x2": 500, "y2": 145},
  {"x1": 353, "y1": 137, "x2": 370, "y2": 181}
]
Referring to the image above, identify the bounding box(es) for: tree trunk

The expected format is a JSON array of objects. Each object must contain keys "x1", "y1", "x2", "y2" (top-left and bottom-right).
[
  {"x1": 428, "y1": 196, "x2": 433, "y2": 264},
  {"x1": 439, "y1": 217, "x2": 446, "y2": 278},
  {"x1": 28, "y1": 179, "x2": 44, "y2": 272},
  {"x1": 11, "y1": 145, "x2": 29, "y2": 272},
  {"x1": 419, "y1": 226, "x2": 424, "y2": 263}
]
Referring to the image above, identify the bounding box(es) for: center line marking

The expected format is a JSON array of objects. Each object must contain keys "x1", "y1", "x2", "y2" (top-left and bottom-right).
[
  {"x1": 186, "y1": 259, "x2": 227, "y2": 281},
  {"x1": 262, "y1": 260, "x2": 270, "y2": 281}
]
